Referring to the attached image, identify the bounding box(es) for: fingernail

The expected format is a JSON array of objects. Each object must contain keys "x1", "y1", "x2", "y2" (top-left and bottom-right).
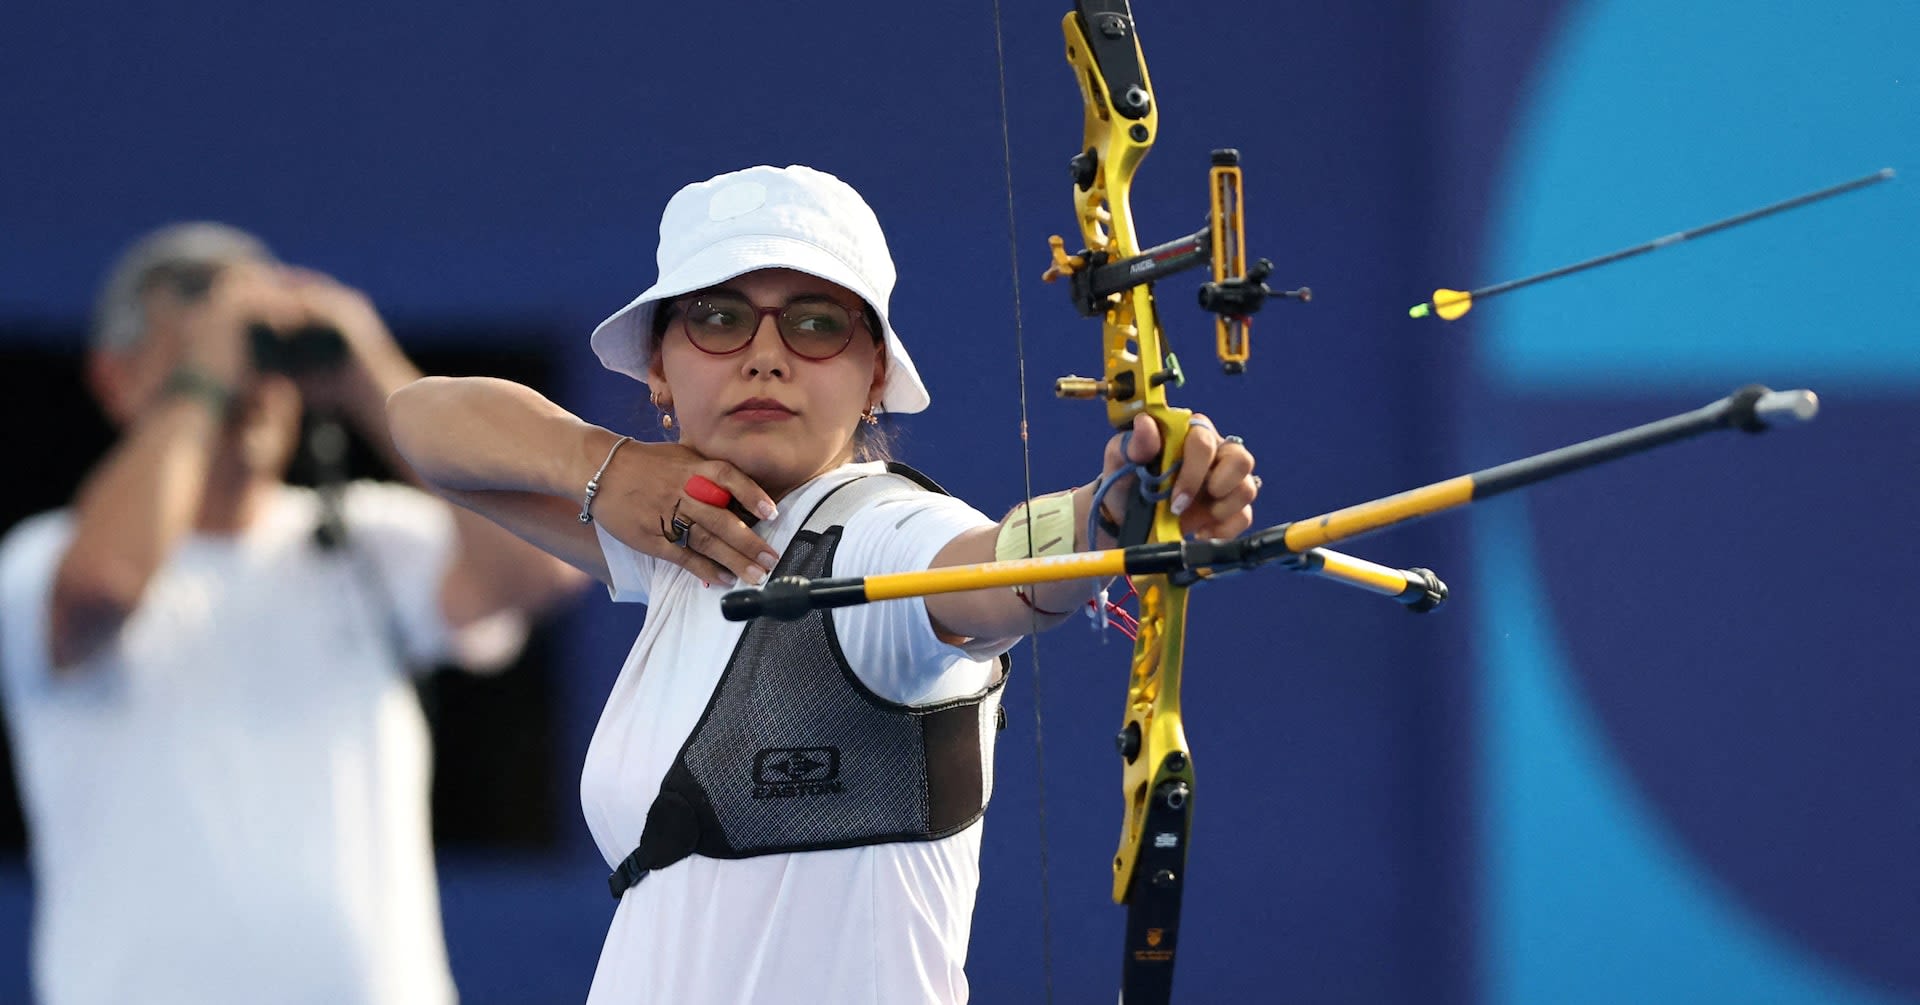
[
  {"x1": 718, "y1": 570, "x2": 737, "y2": 586},
  {"x1": 1171, "y1": 493, "x2": 1192, "y2": 516},
  {"x1": 747, "y1": 566, "x2": 768, "y2": 586},
  {"x1": 758, "y1": 551, "x2": 779, "y2": 568},
  {"x1": 757, "y1": 501, "x2": 778, "y2": 520}
]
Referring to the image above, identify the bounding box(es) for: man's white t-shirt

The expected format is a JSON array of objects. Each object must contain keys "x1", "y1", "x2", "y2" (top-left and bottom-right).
[
  {"x1": 0, "y1": 482, "x2": 466, "y2": 1005},
  {"x1": 581, "y1": 463, "x2": 1018, "y2": 1005}
]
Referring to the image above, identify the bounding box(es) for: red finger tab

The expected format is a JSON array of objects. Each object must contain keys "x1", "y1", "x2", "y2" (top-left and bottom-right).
[{"x1": 684, "y1": 474, "x2": 733, "y2": 508}]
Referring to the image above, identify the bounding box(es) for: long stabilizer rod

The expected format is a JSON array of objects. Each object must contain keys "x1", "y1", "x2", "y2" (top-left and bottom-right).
[{"x1": 719, "y1": 385, "x2": 1816, "y2": 622}]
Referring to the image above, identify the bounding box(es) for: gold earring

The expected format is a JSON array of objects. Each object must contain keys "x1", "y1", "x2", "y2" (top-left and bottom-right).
[
  {"x1": 861, "y1": 405, "x2": 879, "y2": 426},
  {"x1": 652, "y1": 392, "x2": 675, "y2": 432}
]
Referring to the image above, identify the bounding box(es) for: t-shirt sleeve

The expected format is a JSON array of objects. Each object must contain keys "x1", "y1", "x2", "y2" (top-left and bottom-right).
[
  {"x1": 828, "y1": 489, "x2": 1019, "y2": 705},
  {"x1": 594, "y1": 521, "x2": 661, "y2": 605}
]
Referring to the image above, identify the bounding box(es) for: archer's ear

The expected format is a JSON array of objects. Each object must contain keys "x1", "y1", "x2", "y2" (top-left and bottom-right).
[
  {"x1": 644, "y1": 345, "x2": 670, "y2": 399},
  {"x1": 869, "y1": 348, "x2": 888, "y2": 403}
]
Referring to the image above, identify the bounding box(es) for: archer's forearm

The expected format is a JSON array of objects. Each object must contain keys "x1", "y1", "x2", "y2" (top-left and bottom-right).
[
  {"x1": 387, "y1": 376, "x2": 615, "y2": 499},
  {"x1": 923, "y1": 481, "x2": 1119, "y2": 640},
  {"x1": 388, "y1": 376, "x2": 623, "y2": 593}
]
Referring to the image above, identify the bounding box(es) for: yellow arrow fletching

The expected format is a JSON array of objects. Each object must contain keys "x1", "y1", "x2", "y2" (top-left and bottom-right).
[{"x1": 1432, "y1": 288, "x2": 1473, "y2": 321}]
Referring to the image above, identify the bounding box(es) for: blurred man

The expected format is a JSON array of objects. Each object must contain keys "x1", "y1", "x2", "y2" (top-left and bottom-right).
[{"x1": 0, "y1": 223, "x2": 588, "y2": 1004}]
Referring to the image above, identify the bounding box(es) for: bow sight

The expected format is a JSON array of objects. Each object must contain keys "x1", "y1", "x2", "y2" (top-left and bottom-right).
[{"x1": 1045, "y1": 149, "x2": 1310, "y2": 379}]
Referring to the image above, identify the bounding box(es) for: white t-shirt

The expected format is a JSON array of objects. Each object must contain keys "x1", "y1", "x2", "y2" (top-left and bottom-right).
[
  {"x1": 582, "y1": 463, "x2": 1017, "y2": 1005},
  {"x1": 0, "y1": 482, "x2": 465, "y2": 1005}
]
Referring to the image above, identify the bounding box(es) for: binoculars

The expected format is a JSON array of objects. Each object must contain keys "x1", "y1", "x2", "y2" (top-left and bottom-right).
[
  {"x1": 153, "y1": 264, "x2": 347, "y2": 375},
  {"x1": 247, "y1": 322, "x2": 347, "y2": 375}
]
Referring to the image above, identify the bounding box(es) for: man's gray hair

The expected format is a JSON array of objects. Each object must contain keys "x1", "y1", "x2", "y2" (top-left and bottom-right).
[{"x1": 90, "y1": 222, "x2": 275, "y2": 352}]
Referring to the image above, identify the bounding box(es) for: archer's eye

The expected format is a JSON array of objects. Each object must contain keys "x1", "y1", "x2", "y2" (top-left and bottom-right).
[
  {"x1": 687, "y1": 296, "x2": 752, "y2": 332},
  {"x1": 784, "y1": 300, "x2": 852, "y2": 334}
]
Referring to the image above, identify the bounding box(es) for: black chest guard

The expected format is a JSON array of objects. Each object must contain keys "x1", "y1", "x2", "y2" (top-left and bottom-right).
[{"x1": 609, "y1": 464, "x2": 1008, "y2": 898}]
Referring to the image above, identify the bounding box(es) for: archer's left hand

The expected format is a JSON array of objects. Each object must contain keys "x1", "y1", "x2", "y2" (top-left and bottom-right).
[{"x1": 1099, "y1": 412, "x2": 1259, "y2": 540}]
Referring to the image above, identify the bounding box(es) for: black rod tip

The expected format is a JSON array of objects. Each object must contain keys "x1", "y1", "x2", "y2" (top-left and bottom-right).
[
  {"x1": 1724, "y1": 384, "x2": 1820, "y2": 433},
  {"x1": 719, "y1": 589, "x2": 765, "y2": 622},
  {"x1": 1724, "y1": 384, "x2": 1771, "y2": 432}
]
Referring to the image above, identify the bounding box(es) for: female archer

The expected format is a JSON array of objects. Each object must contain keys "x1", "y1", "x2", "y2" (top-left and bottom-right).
[{"x1": 386, "y1": 163, "x2": 1258, "y2": 1003}]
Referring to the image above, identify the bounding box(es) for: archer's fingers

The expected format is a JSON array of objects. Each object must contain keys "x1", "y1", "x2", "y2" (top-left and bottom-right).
[
  {"x1": 1188, "y1": 502, "x2": 1256, "y2": 540},
  {"x1": 676, "y1": 460, "x2": 779, "y2": 585},
  {"x1": 693, "y1": 461, "x2": 780, "y2": 524},
  {"x1": 677, "y1": 498, "x2": 777, "y2": 586},
  {"x1": 1201, "y1": 438, "x2": 1255, "y2": 505},
  {"x1": 1169, "y1": 413, "x2": 1224, "y2": 516},
  {"x1": 1125, "y1": 413, "x2": 1162, "y2": 465},
  {"x1": 1102, "y1": 414, "x2": 1167, "y2": 476},
  {"x1": 1185, "y1": 465, "x2": 1258, "y2": 537}
]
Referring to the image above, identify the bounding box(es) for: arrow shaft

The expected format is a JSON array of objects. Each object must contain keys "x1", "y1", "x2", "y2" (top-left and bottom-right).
[{"x1": 1465, "y1": 168, "x2": 1894, "y2": 302}]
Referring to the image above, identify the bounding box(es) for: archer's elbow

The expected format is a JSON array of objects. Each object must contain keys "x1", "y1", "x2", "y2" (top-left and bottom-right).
[
  {"x1": 386, "y1": 377, "x2": 460, "y2": 490},
  {"x1": 519, "y1": 554, "x2": 595, "y2": 618}
]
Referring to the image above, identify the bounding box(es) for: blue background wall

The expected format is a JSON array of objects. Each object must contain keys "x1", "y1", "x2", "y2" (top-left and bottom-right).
[{"x1": 1, "y1": 1, "x2": 1913, "y2": 1002}]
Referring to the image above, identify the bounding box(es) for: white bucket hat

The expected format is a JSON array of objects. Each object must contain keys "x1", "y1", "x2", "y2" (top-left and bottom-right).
[{"x1": 590, "y1": 165, "x2": 931, "y2": 415}]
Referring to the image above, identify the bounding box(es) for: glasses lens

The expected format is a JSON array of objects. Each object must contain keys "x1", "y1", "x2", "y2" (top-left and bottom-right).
[
  {"x1": 677, "y1": 293, "x2": 863, "y2": 359},
  {"x1": 682, "y1": 294, "x2": 759, "y2": 354},
  {"x1": 777, "y1": 298, "x2": 858, "y2": 359}
]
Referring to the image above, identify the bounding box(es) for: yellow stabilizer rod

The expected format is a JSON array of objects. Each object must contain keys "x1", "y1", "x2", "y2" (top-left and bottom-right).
[
  {"x1": 719, "y1": 539, "x2": 1447, "y2": 621},
  {"x1": 1289, "y1": 549, "x2": 1448, "y2": 611},
  {"x1": 1409, "y1": 168, "x2": 1894, "y2": 320},
  {"x1": 722, "y1": 550, "x2": 1134, "y2": 621}
]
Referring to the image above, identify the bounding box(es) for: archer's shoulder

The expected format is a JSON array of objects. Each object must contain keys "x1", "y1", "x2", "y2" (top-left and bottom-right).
[{"x1": 843, "y1": 471, "x2": 994, "y2": 543}]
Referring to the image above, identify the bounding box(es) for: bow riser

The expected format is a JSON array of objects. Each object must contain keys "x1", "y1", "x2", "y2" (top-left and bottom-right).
[{"x1": 1066, "y1": 4, "x2": 1200, "y2": 1000}]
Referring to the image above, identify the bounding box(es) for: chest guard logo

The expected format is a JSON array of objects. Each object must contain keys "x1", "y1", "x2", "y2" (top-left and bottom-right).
[{"x1": 752, "y1": 747, "x2": 844, "y2": 799}]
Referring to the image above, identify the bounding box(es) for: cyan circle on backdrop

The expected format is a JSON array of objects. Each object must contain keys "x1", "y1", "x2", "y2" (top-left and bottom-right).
[{"x1": 1473, "y1": 1, "x2": 1918, "y2": 1003}]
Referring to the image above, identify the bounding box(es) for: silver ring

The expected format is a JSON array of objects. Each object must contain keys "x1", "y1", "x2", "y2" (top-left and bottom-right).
[
  {"x1": 669, "y1": 515, "x2": 694, "y2": 547},
  {"x1": 1252, "y1": 474, "x2": 1263, "y2": 489},
  {"x1": 1224, "y1": 434, "x2": 1245, "y2": 446}
]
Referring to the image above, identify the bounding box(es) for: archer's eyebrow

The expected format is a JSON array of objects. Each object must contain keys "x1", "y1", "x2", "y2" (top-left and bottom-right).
[
  {"x1": 689, "y1": 287, "x2": 850, "y2": 307},
  {"x1": 685, "y1": 285, "x2": 745, "y2": 301}
]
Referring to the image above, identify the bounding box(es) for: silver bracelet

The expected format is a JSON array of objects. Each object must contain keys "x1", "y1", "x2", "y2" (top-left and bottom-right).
[{"x1": 577, "y1": 435, "x2": 634, "y2": 524}]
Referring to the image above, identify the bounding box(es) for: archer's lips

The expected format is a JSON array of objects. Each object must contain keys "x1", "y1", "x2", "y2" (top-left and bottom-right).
[{"x1": 727, "y1": 398, "x2": 797, "y2": 422}]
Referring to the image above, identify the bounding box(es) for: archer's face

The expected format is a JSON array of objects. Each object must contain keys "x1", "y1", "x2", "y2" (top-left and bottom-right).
[{"x1": 649, "y1": 268, "x2": 887, "y2": 500}]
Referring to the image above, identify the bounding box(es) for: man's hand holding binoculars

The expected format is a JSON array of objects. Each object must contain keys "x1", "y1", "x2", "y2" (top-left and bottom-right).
[
  {"x1": 276, "y1": 267, "x2": 418, "y2": 422},
  {"x1": 158, "y1": 262, "x2": 417, "y2": 426}
]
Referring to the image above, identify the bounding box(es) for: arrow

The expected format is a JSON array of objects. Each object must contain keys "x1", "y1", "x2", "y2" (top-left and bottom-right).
[{"x1": 1410, "y1": 167, "x2": 1895, "y2": 321}]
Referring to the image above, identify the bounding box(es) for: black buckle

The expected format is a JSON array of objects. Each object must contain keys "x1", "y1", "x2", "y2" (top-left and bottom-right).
[{"x1": 607, "y1": 853, "x2": 650, "y2": 900}]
